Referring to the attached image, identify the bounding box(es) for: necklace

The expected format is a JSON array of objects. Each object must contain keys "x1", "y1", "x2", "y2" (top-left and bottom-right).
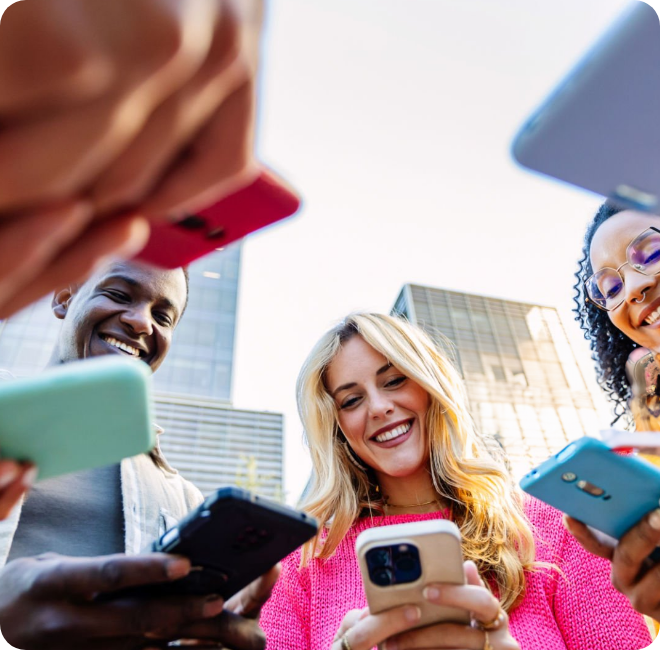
[{"x1": 384, "y1": 498, "x2": 438, "y2": 508}]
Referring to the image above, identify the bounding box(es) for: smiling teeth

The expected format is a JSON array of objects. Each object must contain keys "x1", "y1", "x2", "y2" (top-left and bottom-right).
[
  {"x1": 102, "y1": 335, "x2": 140, "y2": 357},
  {"x1": 645, "y1": 309, "x2": 660, "y2": 326},
  {"x1": 374, "y1": 421, "x2": 412, "y2": 443}
]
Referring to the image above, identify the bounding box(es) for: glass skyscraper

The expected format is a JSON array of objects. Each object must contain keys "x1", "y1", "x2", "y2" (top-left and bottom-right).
[{"x1": 393, "y1": 284, "x2": 600, "y2": 478}]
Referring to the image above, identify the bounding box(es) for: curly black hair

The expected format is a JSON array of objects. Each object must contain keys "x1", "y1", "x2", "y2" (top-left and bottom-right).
[{"x1": 573, "y1": 202, "x2": 638, "y2": 423}]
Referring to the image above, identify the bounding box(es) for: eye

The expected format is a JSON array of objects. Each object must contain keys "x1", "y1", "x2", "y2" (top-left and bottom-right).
[
  {"x1": 339, "y1": 396, "x2": 361, "y2": 410},
  {"x1": 104, "y1": 290, "x2": 129, "y2": 303},
  {"x1": 153, "y1": 312, "x2": 173, "y2": 327},
  {"x1": 384, "y1": 376, "x2": 406, "y2": 388},
  {"x1": 598, "y1": 277, "x2": 623, "y2": 299}
]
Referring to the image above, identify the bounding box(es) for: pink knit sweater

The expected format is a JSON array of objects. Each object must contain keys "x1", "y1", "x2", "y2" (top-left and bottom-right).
[{"x1": 261, "y1": 498, "x2": 651, "y2": 649}]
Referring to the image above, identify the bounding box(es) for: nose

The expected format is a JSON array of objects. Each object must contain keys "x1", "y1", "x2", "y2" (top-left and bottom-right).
[
  {"x1": 119, "y1": 304, "x2": 153, "y2": 335},
  {"x1": 622, "y1": 266, "x2": 656, "y2": 305},
  {"x1": 367, "y1": 390, "x2": 394, "y2": 419}
]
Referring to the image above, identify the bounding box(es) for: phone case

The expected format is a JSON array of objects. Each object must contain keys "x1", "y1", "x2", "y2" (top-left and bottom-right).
[
  {"x1": 356, "y1": 520, "x2": 470, "y2": 628},
  {"x1": 511, "y1": 1, "x2": 660, "y2": 211},
  {"x1": 0, "y1": 357, "x2": 154, "y2": 481},
  {"x1": 124, "y1": 486, "x2": 318, "y2": 600},
  {"x1": 520, "y1": 437, "x2": 660, "y2": 539},
  {"x1": 135, "y1": 168, "x2": 301, "y2": 269}
]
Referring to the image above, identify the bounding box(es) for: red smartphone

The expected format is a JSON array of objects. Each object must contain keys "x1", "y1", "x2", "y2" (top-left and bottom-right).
[{"x1": 135, "y1": 169, "x2": 300, "y2": 268}]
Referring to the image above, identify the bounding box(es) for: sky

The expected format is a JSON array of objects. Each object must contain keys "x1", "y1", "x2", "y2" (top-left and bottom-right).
[{"x1": 231, "y1": 0, "x2": 657, "y2": 503}]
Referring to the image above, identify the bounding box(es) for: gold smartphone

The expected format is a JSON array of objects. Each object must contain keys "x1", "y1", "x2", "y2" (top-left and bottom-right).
[{"x1": 356, "y1": 520, "x2": 470, "y2": 629}]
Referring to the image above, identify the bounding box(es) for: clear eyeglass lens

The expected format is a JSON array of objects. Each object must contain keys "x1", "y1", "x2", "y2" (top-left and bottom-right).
[
  {"x1": 628, "y1": 229, "x2": 660, "y2": 275},
  {"x1": 587, "y1": 268, "x2": 624, "y2": 310},
  {"x1": 587, "y1": 229, "x2": 660, "y2": 310}
]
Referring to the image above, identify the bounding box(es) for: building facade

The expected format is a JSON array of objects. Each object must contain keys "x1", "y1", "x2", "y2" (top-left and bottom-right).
[
  {"x1": 154, "y1": 394, "x2": 284, "y2": 498},
  {"x1": 0, "y1": 245, "x2": 284, "y2": 499},
  {"x1": 393, "y1": 284, "x2": 600, "y2": 478}
]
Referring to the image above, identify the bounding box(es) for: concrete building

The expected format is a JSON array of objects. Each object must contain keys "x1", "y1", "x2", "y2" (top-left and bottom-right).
[
  {"x1": 0, "y1": 245, "x2": 285, "y2": 499},
  {"x1": 392, "y1": 284, "x2": 600, "y2": 478}
]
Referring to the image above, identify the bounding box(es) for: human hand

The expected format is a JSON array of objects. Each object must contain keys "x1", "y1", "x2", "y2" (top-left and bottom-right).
[
  {"x1": 0, "y1": 0, "x2": 264, "y2": 319},
  {"x1": 0, "y1": 202, "x2": 149, "y2": 319},
  {"x1": 332, "y1": 561, "x2": 519, "y2": 650},
  {"x1": 330, "y1": 604, "x2": 423, "y2": 650},
  {"x1": 565, "y1": 511, "x2": 660, "y2": 619},
  {"x1": 0, "y1": 460, "x2": 36, "y2": 520},
  {"x1": 0, "y1": 552, "x2": 231, "y2": 650},
  {"x1": 140, "y1": 564, "x2": 281, "y2": 650},
  {"x1": 0, "y1": 0, "x2": 261, "y2": 216},
  {"x1": 384, "y1": 561, "x2": 519, "y2": 650}
]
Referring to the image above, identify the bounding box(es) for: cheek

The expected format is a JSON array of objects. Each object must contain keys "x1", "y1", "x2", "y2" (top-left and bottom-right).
[
  {"x1": 608, "y1": 309, "x2": 634, "y2": 337},
  {"x1": 337, "y1": 411, "x2": 365, "y2": 443}
]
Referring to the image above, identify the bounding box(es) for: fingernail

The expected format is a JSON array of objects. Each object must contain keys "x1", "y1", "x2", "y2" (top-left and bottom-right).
[
  {"x1": 21, "y1": 466, "x2": 38, "y2": 488},
  {"x1": 649, "y1": 509, "x2": 660, "y2": 530},
  {"x1": 166, "y1": 557, "x2": 191, "y2": 579},
  {"x1": 203, "y1": 594, "x2": 225, "y2": 618},
  {"x1": 405, "y1": 605, "x2": 421, "y2": 622},
  {"x1": 423, "y1": 586, "x2": 440, "y2": 601},
  {"x1": 91, "y1": 219, "x2": 151, "y2": 273},
  {"x1": 383, "y1": 640, "x2": 398, "y2": 650},
  {"x1": 0, "y1": 465, "x2": 20, "y2": 489},
  {"x1": 118, "y1": 217, "x2": 150, "y2": 258}
]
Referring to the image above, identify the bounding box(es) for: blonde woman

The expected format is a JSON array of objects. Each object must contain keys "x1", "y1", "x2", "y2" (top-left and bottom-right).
[{"x1": 260, "y1": 314, "x2": 649, "y2": 650}]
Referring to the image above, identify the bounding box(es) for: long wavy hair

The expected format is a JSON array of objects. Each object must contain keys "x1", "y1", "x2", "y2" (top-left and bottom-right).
[
  {"x1": 573, "y1": 202, "x2": 638, "y2": 422},
  {"x1": 297, "y1": 313, "x2": 536, "y2": 611}
]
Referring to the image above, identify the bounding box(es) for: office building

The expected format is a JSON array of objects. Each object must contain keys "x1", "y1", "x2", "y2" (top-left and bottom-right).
[
  {"x1": 155, "y1": 394, "x2": 284, "y2": 498},
  {"x1": 0, "y1": 245, "x2": 284, "y2": 499},
  {"x1": 392, "y1": 284, "x2": 600, "y2": 478}
]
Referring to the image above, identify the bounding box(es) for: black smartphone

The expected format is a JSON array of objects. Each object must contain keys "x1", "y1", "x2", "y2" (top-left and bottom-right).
[{"x1": 112, "y1": 487, "x2": 318, "y2": 600}]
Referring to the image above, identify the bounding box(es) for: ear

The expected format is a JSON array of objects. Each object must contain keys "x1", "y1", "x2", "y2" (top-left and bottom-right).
[{"x1": 52, "y1": 286, "x2": 76, "y2": 320}]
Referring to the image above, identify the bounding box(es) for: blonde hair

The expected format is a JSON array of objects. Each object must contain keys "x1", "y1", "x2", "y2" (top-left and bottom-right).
[{"x1": 297, "y1": 313, "x2": 536, "y2": 611}]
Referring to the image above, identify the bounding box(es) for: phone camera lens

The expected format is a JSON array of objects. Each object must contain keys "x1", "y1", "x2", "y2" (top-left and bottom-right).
[
  {"x1": 178, "y1": 214, "x2": 207, "y2": 230},
  {"x1": 371, "y1": 567, "x2": 394, "y2": 586},
  {"x1": 392, "y1": 543, "x2": 421, "y2": 583},
  {"x1": 396, "y1": 554, "x2": 417, "y2": 572},
  {"x1": 367, "y1": 548, "x2": 390, "y2": 568}
]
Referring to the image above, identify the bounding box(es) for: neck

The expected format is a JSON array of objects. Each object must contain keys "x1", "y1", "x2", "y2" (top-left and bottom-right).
[{"x1": 376, "y1": 468, "x2": 443, "y2": 515}]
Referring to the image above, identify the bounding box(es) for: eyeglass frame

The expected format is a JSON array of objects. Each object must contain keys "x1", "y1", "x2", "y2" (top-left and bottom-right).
[{"x1": 585, "y1": 225, "x2": 660, "y2": 312}]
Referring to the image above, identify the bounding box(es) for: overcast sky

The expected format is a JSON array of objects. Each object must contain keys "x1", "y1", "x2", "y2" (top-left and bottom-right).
[{"x1": 232, "y1": 0, "x2": 657, "y2": 503}]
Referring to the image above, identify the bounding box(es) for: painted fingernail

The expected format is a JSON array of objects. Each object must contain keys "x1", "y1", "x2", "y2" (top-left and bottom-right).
[
  {"x1": 0, "y1": 465, "x2": 20, "y2": 489},
  {"x1": 203, "y1": 594, "x2": 225, "y2": 618},
  {"x1": 423, "y1": 586, "x2": 441, "y2": 601},
  {"x1": 21, "y1": 466, "x2": 38, "y2": 488},
  {"x1": 649, "y1": 509, "x2": 660, "y2": 530},
  {"x1": 166, "y1": 557, "x2": 191, "y2": 579},
  {"x1": 405, "y1": 605, "x2": 421, "y2": 622}
]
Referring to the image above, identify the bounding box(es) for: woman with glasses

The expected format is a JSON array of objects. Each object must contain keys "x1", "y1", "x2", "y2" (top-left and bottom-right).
[
  {"x1": 260, "y1": 313, "x2": 649, "y2": 650},
  {"x1": 571, "y1": 203, "x2": 660, "y2": 623}
]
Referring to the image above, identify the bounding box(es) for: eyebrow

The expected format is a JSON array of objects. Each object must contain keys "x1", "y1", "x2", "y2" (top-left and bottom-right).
[
  {"x1": 99, "y1": 275, "x2": 180, "y2": 320},
  {"x1": 330, "y1": 362, "x2": 392, "y2": 398}
]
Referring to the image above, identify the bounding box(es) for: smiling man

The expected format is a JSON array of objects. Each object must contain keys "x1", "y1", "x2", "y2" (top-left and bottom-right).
[
  {"x1": 0, "y1": 260, "x2": 277, "y2": 650},
  {"x1": 51, "y1": 260, "x2": 187, "y2": 370}
]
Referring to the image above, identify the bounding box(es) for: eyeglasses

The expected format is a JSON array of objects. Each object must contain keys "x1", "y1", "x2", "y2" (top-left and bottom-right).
[{"x1": 585, "y1": 226, "x2": 660, "y2": 311}]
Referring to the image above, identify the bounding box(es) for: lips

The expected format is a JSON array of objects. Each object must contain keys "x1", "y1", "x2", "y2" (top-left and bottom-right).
[
  {"x1": 637, "y1": 296, "x2": 660, "y2": 327},
  {"x1": 98, "y1": 333, "x2": 147, "y2": 359},
  {"x1": 370, "y1": 419, "x2": 414, "y2": 443}
]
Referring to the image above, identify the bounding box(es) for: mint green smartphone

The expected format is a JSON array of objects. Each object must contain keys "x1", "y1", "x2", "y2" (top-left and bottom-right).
[{"x1": 0, "y1": 357, "x2": 155, "y2": 481}]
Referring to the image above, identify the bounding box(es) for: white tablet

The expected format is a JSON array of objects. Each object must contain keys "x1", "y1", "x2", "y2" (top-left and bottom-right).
[{"x1": 512, "y1": 1, "x2": 660, "y2": 211}]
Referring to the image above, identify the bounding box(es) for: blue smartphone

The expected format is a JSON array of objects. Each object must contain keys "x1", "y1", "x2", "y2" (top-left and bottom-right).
[{"x1": 520, "y1": 437, "x2": 660, "y2": 540}]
